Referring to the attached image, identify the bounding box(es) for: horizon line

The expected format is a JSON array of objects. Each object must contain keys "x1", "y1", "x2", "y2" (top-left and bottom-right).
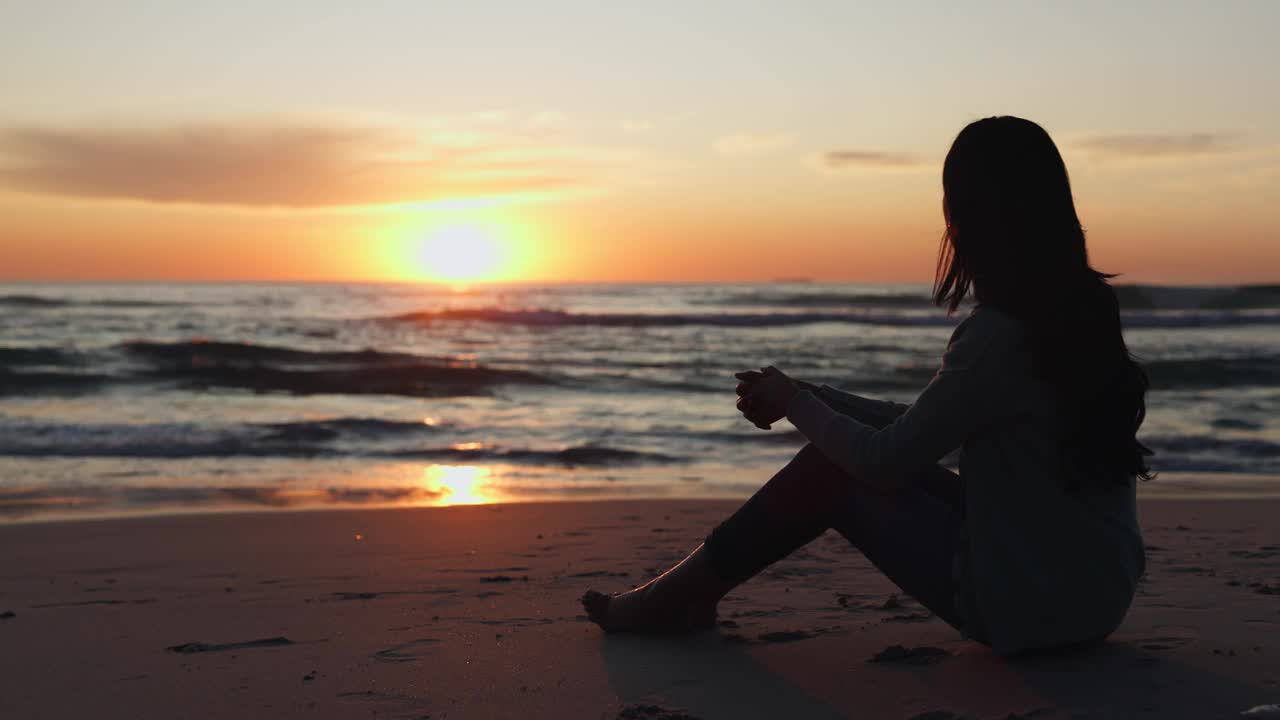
[{"x1": 1, "y1": 277, "x2": 1276, "y2": 289}]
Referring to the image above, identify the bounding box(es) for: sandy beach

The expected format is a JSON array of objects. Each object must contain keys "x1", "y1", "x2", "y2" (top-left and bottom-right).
[{"x1": 1, "y1": 498, "x2": 1277, "y2": 719}]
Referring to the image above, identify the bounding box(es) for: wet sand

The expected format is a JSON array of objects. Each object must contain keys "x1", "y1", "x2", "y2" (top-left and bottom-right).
[{"x1": 1, "y1": 499, "x2": 1277, "y2": 719}]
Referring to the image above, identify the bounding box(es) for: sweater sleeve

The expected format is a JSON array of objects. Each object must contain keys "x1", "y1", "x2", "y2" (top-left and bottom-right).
[
  {"x1": 813, "y1": 385, "x2": 909, "y2": 430},
  {"x1": 785, "y1": 312, "x2": 1004, "y2": 489}
]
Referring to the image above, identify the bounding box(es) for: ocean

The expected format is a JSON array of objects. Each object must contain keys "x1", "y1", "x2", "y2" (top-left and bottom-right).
[{"x1": 2, "y1": 281, "x2": 1278, "y2": 522}]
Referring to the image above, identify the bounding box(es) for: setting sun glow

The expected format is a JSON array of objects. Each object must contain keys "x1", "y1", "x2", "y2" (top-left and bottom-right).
[
  {"x1": 424, "y1": 465, "x2": 494, "y2": 506},
  {"x1": 412, "y1": 223, "x2": 507, "y2": 283}
]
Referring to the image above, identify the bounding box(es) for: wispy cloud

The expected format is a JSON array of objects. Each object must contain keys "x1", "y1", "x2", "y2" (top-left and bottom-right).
[
  {"x1": 528, "y1": 111, "x2": 571, "y2": 133},
  {"x1": 807, "y1": 150, "x2": 927, "y2": 174},
  {"x1": 713, "y1": 132, "x2": 794, "y2": 157},
  {"x1": 0, "y1": 117, "x2": 644, "y2": 209},
  {"x1": 1071, "y1": 131, "x2": 1237, "y2": 158},
  {"x1": 621, "y1": 118, "x2": 654, "y2": 135}
]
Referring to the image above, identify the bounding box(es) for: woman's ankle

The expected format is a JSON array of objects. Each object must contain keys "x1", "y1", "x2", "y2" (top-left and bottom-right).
[{"x1": 649, "y1": 544, "x2": 737, "y2": 607}]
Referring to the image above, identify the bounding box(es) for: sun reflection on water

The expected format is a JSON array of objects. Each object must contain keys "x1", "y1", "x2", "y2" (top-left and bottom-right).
[{"x1": 424, "y1": 464, "x2": 494, "y2": 506}]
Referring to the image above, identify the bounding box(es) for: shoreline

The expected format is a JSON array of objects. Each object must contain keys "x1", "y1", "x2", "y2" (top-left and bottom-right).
[
  {"x1": 3, "y1": 497, "x2": 1278, "y2": 718},
  {"x1": 4, "y1": 470, "x2": 1280, "y2": 527}
]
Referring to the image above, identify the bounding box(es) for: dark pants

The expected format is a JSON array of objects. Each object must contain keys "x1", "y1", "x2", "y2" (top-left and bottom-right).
[{"x1": 704, "y1": 443, "x2": 989, "y2": 644}]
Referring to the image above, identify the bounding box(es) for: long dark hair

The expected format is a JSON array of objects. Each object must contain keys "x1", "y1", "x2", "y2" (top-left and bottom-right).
[{"x1": 933, "y1": 116, "x2": 1153, "y2": 485}]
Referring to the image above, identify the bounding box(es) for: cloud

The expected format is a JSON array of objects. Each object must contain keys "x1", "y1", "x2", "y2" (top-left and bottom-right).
[
  {"x1": 1071, "y1": 132, "x2": 1236, "y2": 158},
  {"x1": 0, "y1": 119, "x2": 630, "y2": 209},
  {"x1": 713, "y1": 132, "x2": 794, "y2": 157},
  {"x1": 528, "y1": 111, "x2": 570, "y2": 131},
  {"x1": 807, "y1": 150, "x2": 928, "y2": 174},
  {"x1": 621, "y1": 118, "x2": 654, "y2": 135}
]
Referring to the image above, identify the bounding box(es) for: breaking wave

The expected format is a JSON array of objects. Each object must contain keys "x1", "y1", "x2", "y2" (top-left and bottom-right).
[
  {"x1": 1, "y1": 340, "x2": 549, "y2": 398},
  {"x1": 0, "y1": 418, "x2": 680, "y2": 466},
  {"x1": 0, "y1": 294, "x2": 187, "y2": 309},
  {"x1": 387, "y1": 305, "x2": 1280, "y2": 330},
  {"x1": 1145, "y1": 355, "x2": 1280, "y2": 389}
]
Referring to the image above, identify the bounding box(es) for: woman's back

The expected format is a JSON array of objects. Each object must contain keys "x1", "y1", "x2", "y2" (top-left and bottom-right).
[{"x1": 956, "y1": 305, "x2": 1146, "y2": 654}]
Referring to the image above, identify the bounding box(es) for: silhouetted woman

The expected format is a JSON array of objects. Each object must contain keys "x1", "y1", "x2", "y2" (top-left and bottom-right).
[{"x1": 581, "y1": 116, "x2": 1152, "y2": 656}]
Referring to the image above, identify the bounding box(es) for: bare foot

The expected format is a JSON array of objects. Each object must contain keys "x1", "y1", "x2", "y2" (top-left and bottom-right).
[
  {"x1": 580, "y1": 583, "x2": 717, "y2": 634},
  {"x1": 581, "y1": 543, "x2": 731, "y2": 633}
]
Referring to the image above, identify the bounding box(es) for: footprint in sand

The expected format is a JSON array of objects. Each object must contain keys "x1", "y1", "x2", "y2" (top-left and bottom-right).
[
  {"x1": 1138, "y1": 625, "x2": 1199, "y2": 651},
  {"x1": 877, "y1": 593, "x2": 913, "y2": 610},
  {"x1": 568, "y1": 570, "x2": 630, "y2": 579},
  {"x1": 1165, "y1": 565, "x2": 1214, "y2": 575},
  {"x1": 763, "y1": 566, "x2": 834, "y2": 581},
  {"x1": 1229, "y1": 549, "x2": 1278, "y2": 560},
  {"x1": 868, "y1": 645, "x2": 952, "y2": 665},
  {"x1": 1139, "y1": 638, "x2": 1192, "y2": 651},
  {"x1": 166, "y1": 636, "x2": 294, "y2": 654},
  {"x1": 333, "y1": 591, "x2": 380, "y2": 600},
  {"x1": 757, "y1": 629, "x2": 823, "y2": 643},
  {"x1": 373, "y1": 638, "x2": 441, "y2": 663},
  {"x1": 728, "y1": 607, "x2": 798, "y2": 619},
  {"x1": 883, "y1": 612, "x2": 933, "y2": 623},
  {"x1": 617, "y1": 702, "x2": 703, "y2": 719}
]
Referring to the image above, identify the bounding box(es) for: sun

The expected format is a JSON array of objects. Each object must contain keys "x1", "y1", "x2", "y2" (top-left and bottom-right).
[
  {"x1": 423, "y1": 465, "x2": 494, "y2": 506},
  {"x1": 413, "y1": 222, "x2": 506, "y2": 283}
]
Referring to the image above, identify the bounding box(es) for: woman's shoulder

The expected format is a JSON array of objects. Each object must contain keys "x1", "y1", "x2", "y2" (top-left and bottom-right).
[
  {"x1": 954, "y1": 303, "x2": 1024, "y2": 342},
  {"x1": 940, "y1": 304, "x2": 1026, "y2": 372}
]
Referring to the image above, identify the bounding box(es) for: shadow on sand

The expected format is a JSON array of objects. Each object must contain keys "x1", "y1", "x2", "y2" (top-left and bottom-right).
[
  {"x1": 598, "y1": 630, "x2": 1272, "y2": 719},
  {"x1": 600, "y1": 631, "x2": 845, "y2": 720}
]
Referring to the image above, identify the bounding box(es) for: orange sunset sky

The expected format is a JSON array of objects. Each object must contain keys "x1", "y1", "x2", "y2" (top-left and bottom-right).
[{"x1": 2, "y1": 2, "x2": 1278, "y2": 284}]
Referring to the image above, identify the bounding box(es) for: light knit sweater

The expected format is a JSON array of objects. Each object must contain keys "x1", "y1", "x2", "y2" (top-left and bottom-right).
[{"x1": 785, "y1": 304, "x2": 1147, "y2": 655}]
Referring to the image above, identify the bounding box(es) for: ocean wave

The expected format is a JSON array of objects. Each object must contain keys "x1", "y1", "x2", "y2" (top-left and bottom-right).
[
  {"x1": 1146, "y1": 355, "x2": 1280, "y2": 389},
  {"x1": 119, "y1": 341, "x2": 549, "y2": 397},
  {"x1": 1144, "y1": 433, "x2": 1280, "y2": 474},
  {"x1": 0, "y1": 346, "x2": 82, "y2": 367},
  {"x1": 0, "y1": 294, "x2": 186, "y2": 309},
  {"x1": 0, "y1": 484, "x2": 449, "y2": 517},
  {"x1": 0, "y1": 417, "x2": 443, "y2": 458},
  {"x1": 0, "y1": 368, "x2": 112, "y2": 396},
  {"x1": 258, "y1": 417, "x2": 448, "y2": 443},
  {"x1": 0, "y1": 419, "x2": 675, "y2": 466},
  {"x1": 0, "y1": 421, "x2": 336, "y2": 459},
  {"x1": 0, "y1": 294, "x2": 69, "y2": 308},
  {"x1": 4, "y1": 339, "x2": 550, "y2": 398},
  {"x1": 695, "y1": 290, "x2": 933, "y2": 308},
  {"x1": 1149, "y1": 457, "x2": 1280, "y2": 474},
  {"x1": 390, "y1": 307, "x2": 954, "y2": 328},
  {"x1": 694, "y1": 284, "x2": 1280, "y2": 311},
  {"x1": 1116, "y1": 284, "x2": 1280, "y2": 310},
  {"x1": 386, "y1": 305, "x2": 1280, "y2": 330},
  {"x1": 1122, "y1": 310, "x2": 1280, "y2": 328},
  {"x1": 120, "y1": 340, "x2": 425, "y2": 368},
  {"x1": 1145, "y1": 434, "x2": 1280, "y2": 458},
  {"x1": 144, "y1": 362, "x2": 547, "y2": 397},
  {"x1": 387, "y1": 444, "x2": 681, "y2": 466}
]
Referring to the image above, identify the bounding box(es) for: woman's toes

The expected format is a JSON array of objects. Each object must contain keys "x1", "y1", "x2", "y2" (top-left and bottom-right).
[
  {"x1": 580, "y1": 590, "x2": 611, "y2": 621},
  {"x1": 579, "y1": 585, "x2": 716, "y2": 634}
]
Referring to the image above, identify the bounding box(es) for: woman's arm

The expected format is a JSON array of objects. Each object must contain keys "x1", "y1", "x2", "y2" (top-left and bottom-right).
[
  {"x1": 799, "y1": 382, "x2": 909, "y2": 430},
  {"x1": 743, "y1": 376, "x2": 910, "y2": 431},
  {"x1": 786, "y1": 312, "x2": 1008, "y2": 490}
]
